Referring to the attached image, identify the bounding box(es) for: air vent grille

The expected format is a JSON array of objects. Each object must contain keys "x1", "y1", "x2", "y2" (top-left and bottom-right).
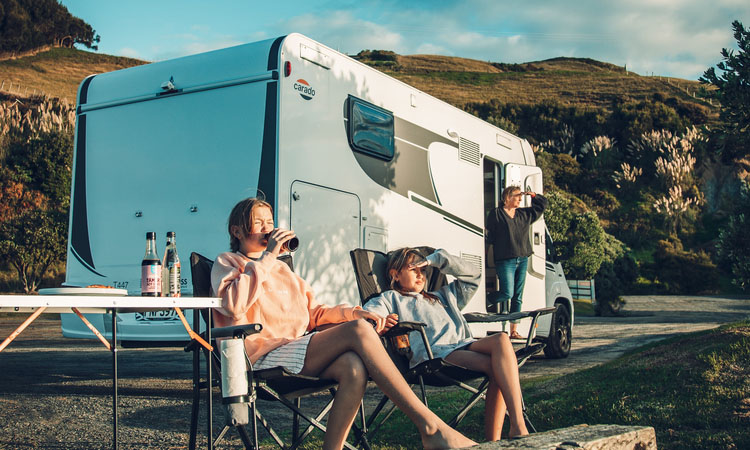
[
  {"x1": 459, "y1": 137, "x2": 481, "y2": 165},
  {"x1": 461, "y1": 253, "x2": 482, "y2": 272}
]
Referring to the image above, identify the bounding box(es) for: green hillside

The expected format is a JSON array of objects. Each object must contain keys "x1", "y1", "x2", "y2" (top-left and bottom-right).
[
  {"x1": 0, "y1": 47, "x2": 144, "y2": 102},
  {"x1": 0, "y1": 47, "x2": 715, "y2": 119},
  {"x1": 354, "y1": 51, "x2": 716, "y2": 117}
]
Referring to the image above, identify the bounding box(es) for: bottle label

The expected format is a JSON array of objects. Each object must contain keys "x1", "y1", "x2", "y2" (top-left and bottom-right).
[
  {"x1": 168, "y1": 262, "x2": 181, "y2": 297},
  {"x1": 141, "y1": 264, "x2": 162, "y2": 295}
]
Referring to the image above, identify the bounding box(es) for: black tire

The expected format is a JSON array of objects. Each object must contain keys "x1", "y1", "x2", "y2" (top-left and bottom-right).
[{"x1": 543, "y1": 303, "x2": 571, "y2": 359}]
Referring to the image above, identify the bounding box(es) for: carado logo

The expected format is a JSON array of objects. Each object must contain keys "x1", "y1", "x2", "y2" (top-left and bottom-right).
[{"x1": 294, "y1": 79, "x2": 315, "y2": 100}]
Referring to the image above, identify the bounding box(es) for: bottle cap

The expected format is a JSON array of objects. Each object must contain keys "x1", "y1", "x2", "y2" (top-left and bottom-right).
[
  {"x1": 167, "y1": 231, "x2": 175, "y2": 237},
  {"x1": 146, "y1": 231, "x2": 156, "y2": 239}
]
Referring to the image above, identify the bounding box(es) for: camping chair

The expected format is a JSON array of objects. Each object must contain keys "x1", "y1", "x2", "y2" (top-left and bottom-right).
[
  {"x1": 349, "y1": 247, "x2": 554, "y2": 439},
  {"x1": 185, "y1": 252, "x2": 371, "y2": 450}
]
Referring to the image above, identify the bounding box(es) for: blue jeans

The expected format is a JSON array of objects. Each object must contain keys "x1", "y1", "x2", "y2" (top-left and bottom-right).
[{"x1": 494, "y1": 256, "x2": 529, "y2": 323}]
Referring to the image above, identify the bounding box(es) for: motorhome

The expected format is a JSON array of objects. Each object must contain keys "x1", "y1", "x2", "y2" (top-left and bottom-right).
[{"x1": 62, "y1": 33, "x2": 573, "y2": 357}]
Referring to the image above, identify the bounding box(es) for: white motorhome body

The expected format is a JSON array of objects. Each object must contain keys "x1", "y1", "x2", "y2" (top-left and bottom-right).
[{"x1": 63, "y1": 33, "x2": 573, "y2": 354}]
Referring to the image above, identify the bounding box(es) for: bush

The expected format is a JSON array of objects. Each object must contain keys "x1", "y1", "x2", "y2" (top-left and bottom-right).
[
  {"x1": 653, "y1": 238, "x2": 719, "y2": 294},
  {"x1": 0, "y1": 208, "x2": 67, "y2": 293},
  {"x1": 594, "y1": 253, "x2": 637, "y2": 315}
]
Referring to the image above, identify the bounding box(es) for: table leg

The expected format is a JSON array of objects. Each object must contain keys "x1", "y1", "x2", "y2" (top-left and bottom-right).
[
  {"x1": 0, "y1": 307, "x2": 47, "y2": 352},
  {"x1": 112, "y1": 310, "x2": 118, "y2": 450},
  {"x1": 207, "y1": 310, "x2": 213, "y2": 450}
]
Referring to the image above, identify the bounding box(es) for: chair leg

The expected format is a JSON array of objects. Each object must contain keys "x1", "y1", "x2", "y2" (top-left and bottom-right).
[
  {"x1": 292, "y1": 397, "x2": 301, "y2": 443},
  {"x1": 213, "y1": 425, "x2": 231, "y2": 447},
  {"x1": 290, "y1": 394, "x2": 335, "y2": 450},
  {"x1": 189, "y1": 346, "x2": 201, "y2": 450},
  {"x1": 522, "y1": 397, "x2": 537, "y2": 433},
  {"x1": 354, "y1": 400, "x2": 372, "y2": 450},
  {"x1": 237, "y1": 425, "x2": 256, "y2": 449},
  {"x1": 418, "y1": 376, "x2": 428, "y2": 406},
  {"x1": 255, "y1": 409, "x2": 286, "y2": 448},
  {"x1": 448, "y1": 378, "x2": 490, "y2": 428},
  {"x1": 251, "y1": 401, "x2": 259, "y2": 450}
]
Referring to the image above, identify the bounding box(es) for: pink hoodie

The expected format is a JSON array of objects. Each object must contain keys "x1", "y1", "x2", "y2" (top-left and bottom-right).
[{"x1": 210, "y1": 251, "x2": 361, "y2": 363}]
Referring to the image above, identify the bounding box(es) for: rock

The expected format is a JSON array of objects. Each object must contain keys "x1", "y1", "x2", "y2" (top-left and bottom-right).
[{"x1": 463, "y1": 424, "x2": 656, "y2": 449}]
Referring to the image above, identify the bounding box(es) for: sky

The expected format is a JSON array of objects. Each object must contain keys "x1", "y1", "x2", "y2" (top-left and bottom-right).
[{"x1": 59, "y1": 0, "x2": 750, "y2": 81}]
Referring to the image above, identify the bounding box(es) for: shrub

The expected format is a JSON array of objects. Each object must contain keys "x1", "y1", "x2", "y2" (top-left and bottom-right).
[
  {"x1": 0, "y1": 208, "x2": 67, "y2": 293},
  {"x1": 716, "y1": 181, "x2": 750, "y2": 291},
  {"x1": 594, "y1": 256, "x2": 633, "y2": 315},
  {"x1": 653, "y1": 238, "x2": 719, "y2": 294}
]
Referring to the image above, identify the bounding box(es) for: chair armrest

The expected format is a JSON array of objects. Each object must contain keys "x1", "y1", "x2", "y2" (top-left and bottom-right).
[
  {"x1": 463, "y1": 307, "x2": 556, "y2": 323},
  {"x1": 211, "y1": 324, "x2": 263, "y2": 339},
  {"x1": 382, "y1": 321, "x2": 426, "y2": 337}
]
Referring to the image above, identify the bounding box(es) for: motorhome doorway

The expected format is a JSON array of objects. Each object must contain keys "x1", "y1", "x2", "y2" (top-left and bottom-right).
[{"x1": 483, "y1": 158, "x2": 503, "y2": 313}]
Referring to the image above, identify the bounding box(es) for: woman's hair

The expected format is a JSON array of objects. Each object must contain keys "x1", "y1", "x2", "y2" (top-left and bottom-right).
[
  {"x1": 501, "y1": 185, "x2": 522, "y2": 205},
  {"x1": 386, "y1": 247, "x2": 439, "y2": 302},
  {"x1": 227, "y1": 197, "x2": 273, "y2": 252}
]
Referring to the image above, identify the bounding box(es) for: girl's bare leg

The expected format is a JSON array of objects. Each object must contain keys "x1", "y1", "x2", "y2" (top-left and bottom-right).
[
  {"x1": 315, "y1": 352, "x2": 368, "y2": 450},
  {"x1": 301, "y1": 320, "x2": 477, "y2": 449},
  {"x1": 443, "y1": 351, "x2": 507, "y2": 441},
  {"x1": 446, "y1": 333, "x2": 528, "y2": 438},
  {"x1": 485, "y1": 382, "x2": 506, "y2": 440}
]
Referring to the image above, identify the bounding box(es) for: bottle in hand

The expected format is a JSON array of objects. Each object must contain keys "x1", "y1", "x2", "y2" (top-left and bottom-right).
[
  {"x1": 162, "y1": 231, "x2": 181, "y2": 297},
  {"x1": 141, "y1": 231, "x2": 162, "y2": 296}
]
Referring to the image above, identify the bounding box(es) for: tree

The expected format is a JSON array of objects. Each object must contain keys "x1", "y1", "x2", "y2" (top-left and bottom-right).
[
  {"x1": 5, "y1": 130, "x2": 73, "y2": 209},
  {"x1": 716, "y1": 180, "x2": 750, "y2": 291},
  {"x1": 700, "y1": 20, "x2": 750, "y2": 163},
  {"x1": 0, "y1": 0, "x2": 99, "y2": 53},
  {"x1": 0, "y1": 208, "x2": 66, "y2": 293}
]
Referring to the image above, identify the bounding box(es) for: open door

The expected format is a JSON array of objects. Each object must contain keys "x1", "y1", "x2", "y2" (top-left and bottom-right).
[{"x1": 505, "y1": 164, "x2": 545, "y2": 278}]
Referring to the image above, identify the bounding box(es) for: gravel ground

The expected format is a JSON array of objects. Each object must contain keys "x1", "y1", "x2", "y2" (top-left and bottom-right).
[{"x1": 1, "y1": 295, "x2": 749, "y2": 449}]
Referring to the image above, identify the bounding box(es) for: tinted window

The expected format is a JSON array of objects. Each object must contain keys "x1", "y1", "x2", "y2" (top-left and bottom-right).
[{"x1": 348, "y1": 97, "x2": 394, "y2": 160}]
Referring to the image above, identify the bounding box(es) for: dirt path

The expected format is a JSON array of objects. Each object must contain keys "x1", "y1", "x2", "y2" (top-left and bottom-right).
[{"x1": 1, "y1": 295, "x2": 749, "y2": 449}]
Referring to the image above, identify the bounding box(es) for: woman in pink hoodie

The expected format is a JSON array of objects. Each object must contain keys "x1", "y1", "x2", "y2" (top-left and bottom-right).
[{"x1": 211, "y1": 197, "x2": 476, "y2": 450}]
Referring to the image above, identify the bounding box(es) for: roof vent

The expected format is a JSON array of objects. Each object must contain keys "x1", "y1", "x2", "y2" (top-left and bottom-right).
[{"x1": 459, "y1": 137, "x2": 481, "y2": 166}]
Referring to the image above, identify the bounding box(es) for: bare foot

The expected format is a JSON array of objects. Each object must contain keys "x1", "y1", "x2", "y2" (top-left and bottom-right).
[
  {"x1": 422, "y1": 424, "x2": 477, "y2": 449},
  {"x1": 508, "y1": 424, "x2": 529, "y2": 439}
]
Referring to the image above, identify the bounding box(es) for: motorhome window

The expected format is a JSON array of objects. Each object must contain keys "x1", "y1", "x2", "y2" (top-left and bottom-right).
[{"x1": 348, "y1": 97, "x2": 394, "y2": 160}]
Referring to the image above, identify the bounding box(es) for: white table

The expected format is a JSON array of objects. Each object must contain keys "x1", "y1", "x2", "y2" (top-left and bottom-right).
[{"x1": 0, "y1": 295, "x2": 221, "y2": 450}]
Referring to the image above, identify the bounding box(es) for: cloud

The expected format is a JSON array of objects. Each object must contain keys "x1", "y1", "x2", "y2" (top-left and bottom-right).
[
  {"x1": 276, "y1": 11, "x2": 404, "y2": 55},
  {"x1": 117, "y1": 47, "x2": 141, "y2": 59},
  {"x1": 333, "y1": 0, "x2": 749, "y2": 78}
]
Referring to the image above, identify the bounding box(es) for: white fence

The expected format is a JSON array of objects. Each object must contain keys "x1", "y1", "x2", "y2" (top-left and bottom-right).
[{"x1": 568, "y1": 279, "x2": 596, "y2": 301}]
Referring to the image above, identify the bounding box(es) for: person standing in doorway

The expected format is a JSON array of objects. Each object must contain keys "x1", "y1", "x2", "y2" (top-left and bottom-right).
[{"x1": 485, "y1": 186, "x2": 547, "y2": 339}]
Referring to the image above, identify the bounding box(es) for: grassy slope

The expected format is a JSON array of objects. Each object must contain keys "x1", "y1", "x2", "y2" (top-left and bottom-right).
[
  {"x1": 363, "y1": 321, "x2": 750, "y2": 450},
  {"x1": 0, "y1": 48, "x2": 145, "y2": 102},
  {"x1": 367, "y1": 54, "x2": 715, "y2": 115},
  {"x1": 0, "y1": 47, "x2": 713, "y2": 116}
]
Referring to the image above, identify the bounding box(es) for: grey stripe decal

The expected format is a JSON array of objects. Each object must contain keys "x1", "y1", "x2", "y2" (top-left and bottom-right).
[{"x1": 411, "y1": 196, "x2": 483, "y2": 236}]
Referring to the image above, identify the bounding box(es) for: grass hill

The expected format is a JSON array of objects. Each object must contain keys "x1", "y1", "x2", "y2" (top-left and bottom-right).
[
  {"x1": 0, "y1": 48, "x2": 145, "y2": 103},
  {"x1": 0, "y1": 47, "x2": 715, "y2": 119},
  {"x1": 355, "y1": 51, "x2": 715, "y2": 115}
]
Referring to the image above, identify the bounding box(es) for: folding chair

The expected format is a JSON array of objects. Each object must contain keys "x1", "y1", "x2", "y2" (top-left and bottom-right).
[
  {"x1": 349, "y1": 247, "x2": 554, "y2": 440},
  {"x1": 186, "y1": 252, "x2": 371, "y2": 450}
]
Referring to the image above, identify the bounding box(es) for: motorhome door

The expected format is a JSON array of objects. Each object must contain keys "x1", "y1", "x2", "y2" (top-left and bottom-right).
[
  {"x1": 289, "y1": 181, "x2": 361, "y2": 307},
  {"x1": 504, "y1": 164, "x2": 545, "y2": 278}
]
